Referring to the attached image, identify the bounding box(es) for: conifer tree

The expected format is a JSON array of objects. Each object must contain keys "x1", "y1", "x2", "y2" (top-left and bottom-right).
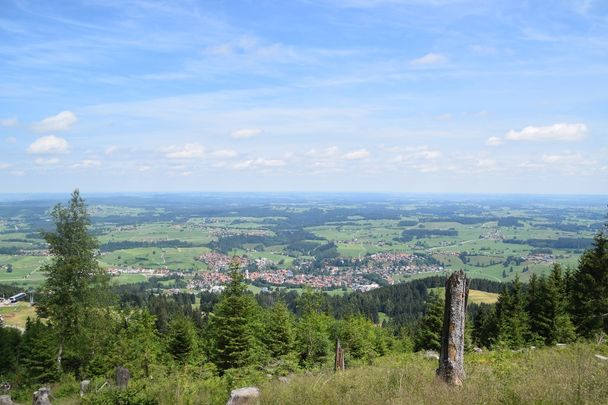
[
  {"x1": 472, "y1": 303, "x2": 498, "y2": 348},
  {"x1": 0, "y1": 326, "x2": 21, "y2": 376},
  {"x1": 167, "y1": 316, "x2": 197, "y2": 364},
  {"x1": 414, "y1": 290, "x2": 443, "y2": 351},
  {"x1": 569, "y1": 230, "x2": 608, "y2": 338},
  {"x1": 496, "y1": 274, "x2": 530, "y2": 348},
  {"x1": 19, "y1": 318, "x2": 58, "y2": 384},
  {"x1": 36, "y1": 189, "x2": 109, "y2": 373},
  {"x1": 211, "y1": 259, "x2": 260, "y2": 371},
  {"x1": 263, "y1": 301, "x2": 295, "y2": 358}
]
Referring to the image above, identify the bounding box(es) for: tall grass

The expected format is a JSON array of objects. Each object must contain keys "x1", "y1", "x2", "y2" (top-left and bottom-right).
[{"x1": 260, "y1": 344, "x2": 608, "y2": 405}]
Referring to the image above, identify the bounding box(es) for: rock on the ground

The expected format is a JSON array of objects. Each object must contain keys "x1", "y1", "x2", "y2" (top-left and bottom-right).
[
  {"x1": 0, "y1": 395, "x2": 15, "y2": 405},
  {"x1": 226, "y1": 387, "x2": 260, "y2": 405},
  {"x1": 278, "y1": 376, "x2": 291, "y2": 384},
  {"x1": 33, "y1": 387, "x2": 51, "y2": 405},
  {"x1": 473, "y1": 347, "x2": 483, "y2": 353},
  {"x1": 595, "y1": 354, "x2": 608, "y2": 361},
  {"x1": 80, "y1": 380, "x2": 91, "y2": 397},
  {"x1": 423, "y1": 350, "x2": 439, "y2": 360}
]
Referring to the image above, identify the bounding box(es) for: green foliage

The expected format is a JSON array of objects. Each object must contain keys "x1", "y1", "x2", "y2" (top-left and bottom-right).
[
  {"x1": 527, "y1": 265, "x2": 576, "y2": 345},
  {"x1": 0, "y1": 326, "x2": 21, "y2": 376},
  {"x1": 263, "y1": 301, "x2": 296, "y2": 358},
  {"x1": 296, "y1": 311, "x2": 333, "y2": 368},
  {"x1": 167, "y1": 316, "x2": 197, "y2": 364},
  {"x1": 211, "y1": 261, "x2": 263, "y2": 371},
  {"x1": 495, "y1": 274, "x2": 531, "y2": 349},
  {"x1": 569, "y1": 230, "x2": 608, "y2": 338},
  {"x1": 414, "y1": 291, "x2": 443, "y2": 351},
  {"x1": 18, "y1": 317, "x2": 58, "y2": 384},
  {"x1": 36, "y1": 189, "x2": 110, "y2": 373},
  {"x1": 472, "y1": 304, "x2": 498, "y2": 348},
  {"x1": 108, "y1": 310, "x2": 162, "y2": 379}
]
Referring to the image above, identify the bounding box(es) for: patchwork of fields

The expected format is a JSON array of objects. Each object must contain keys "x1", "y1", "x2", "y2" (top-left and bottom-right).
[{"x1": 0, "y1": 194, "x2": 604, "y2": 290}]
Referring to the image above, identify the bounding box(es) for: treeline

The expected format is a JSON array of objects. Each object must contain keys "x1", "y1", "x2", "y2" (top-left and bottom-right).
[
  {"x1": 99, "y1": 239, "x2": 201, "y2": 252},
  {"x1": 504, "y1": 237, "x2": 594, "y2": 249},
  {"x1": 397, "y1": 228, "x2": 458, "y2": 242},
  {"x1": 207, "y1": 229, "x2": 321, "y2": 254}
]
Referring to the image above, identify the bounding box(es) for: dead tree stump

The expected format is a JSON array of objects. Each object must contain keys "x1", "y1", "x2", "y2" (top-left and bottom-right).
[
  {"x1": 334, "y1": 339, "x2": 345, "y2": 371},
  {"x1": 436, "y1": 270, "x2": 469, "y2": 386},
  {"x1": 115, "y1": 366, "x2": 130, "y2": 389}
]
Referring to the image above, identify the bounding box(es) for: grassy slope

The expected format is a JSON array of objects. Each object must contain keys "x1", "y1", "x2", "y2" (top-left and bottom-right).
[{"x1": 260, "y1": 344, "x2": 608, "y2": 405}]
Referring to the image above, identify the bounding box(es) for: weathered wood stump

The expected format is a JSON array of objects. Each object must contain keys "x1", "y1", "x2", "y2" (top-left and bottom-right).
[
  {"x1": 115, "y1": 366, "x2": 130, "y2": 389},
  {"x1": 335, "y1": 339, "x2": 345, "y2": 371},
  {"x1": 436, "y1": 270, "x2": 469, "y2": 386},
  {"x1": 32, "y1": 387, "x2": 51, "y2": 405}
]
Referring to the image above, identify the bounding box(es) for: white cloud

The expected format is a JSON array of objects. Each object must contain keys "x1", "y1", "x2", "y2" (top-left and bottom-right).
[
  {"x1": 231, "y1": 128, "x2": 263, "y2": 139},
  {"x1": 505, "y1": 123, "x2": 587, "y2": 141},
  {"x1": 0, "y1": 162, "x2": 12, "y2": 169},
  {"x1": 105, "y1": 145, "x2": 118, "y2": 155},
  {"x1": 233, "y1": 158, "x2": 286, "y2": 170},
  {"x1": 10, "y1": 170, "x2": 25, "y2": 177},
  {"x1": 410, "y1": 53, "x2": 446, "y2": 66},
  {"x1": 476, "y1": 159, "x2": 496, "y2": 169},
  {"x1": 1, "y1": 117, "x2": 18, "y2": 127},
  {"x1": 165, "y1": 143, "x2": 205, "y2": 159},
  {"x1": 27, "y1": 135, "x2": 70, "y2": 154},
  {"x1": 138, "y1": 165, "x2": 151, "y2": 172},
  {"x1": 486, "y1": 136, "x2": 503, "y2": 146},
  {"x1": 71, "y1": 159, "x2": 101, "y2": 169},
  {"x1": 211, "y1": 149, "x2": 238, "y2": 158},
  {"x1": 35, "y1": 157, "x2": 60, "y2": 166},
  {"x1": 180, "y1": 171, "x2": 193, "y2": 176},
  {"x1": 343, "y1": 149, "x2": 370, "y2": 160},
  {"x1": 32, "y1": 111, "x2": 77, "y2": 132},
  {"x1": 306, "y1": 146, "x2": 339, "y2": 158},
  {"x1": 5, "y1": 137, "x2": 17, "y2": 144}
]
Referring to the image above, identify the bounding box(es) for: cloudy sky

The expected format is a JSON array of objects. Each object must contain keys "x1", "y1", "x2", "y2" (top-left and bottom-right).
[{"x1": 1, "y1": 0, "x2": 607, "y2": 194}]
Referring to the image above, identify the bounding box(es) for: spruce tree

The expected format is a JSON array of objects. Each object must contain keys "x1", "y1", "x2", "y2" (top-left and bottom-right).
[
  {"x1": 263, "y1": 301, "x2": 295, "y2": 358},
  {"x1": 414, "y1": 290, "x2": 443, "y2": 351},
  {"x1": 19, "y1": 318, "x2": 58, "y2": 384},
  {"x1": 496, "y1": 274, "x2": 530, "y2": 348},
  {"x1": 167, "y1": 316, "x2": 197, "y2": 364},
  {"x1": 569, "y1": 230, "x2": 608, "y2": 338},
  {"x1": 0, "y1": 326, "x2": 21, "y2": 375},
  {"x1": 211, "y1": 259, "x2": 260, "y2": 371}
]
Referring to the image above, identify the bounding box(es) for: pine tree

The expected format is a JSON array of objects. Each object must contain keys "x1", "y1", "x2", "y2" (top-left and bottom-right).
[
  {"x1": 496, "y1": 274, "x2": 530, "y2": 348},
  {"x1": 19, "y1": 318, "x2": 58, "y2": 384},
  {"x1": 211, "y1": 259, "x2": 261, "y2": 371},
  {"x1": 167, "y1": 316, "x2": 197, "y2": 364},
  {"x1": 569, "y1": 230, "x2": 608, "y2": 338},
  {"x1": 264, "y1": 301, "x2": 295, "y2": 358},
  {"x1": 472, "y1": 303, "x2": 498, "y2": 348},
  {"x1": 36, "y1": 189, "x2": 109, "y2": 373},
  {"x1": 0, "y1": 326, "x2": 21, "y2": 375},
  {"x1": 414, "y1": 290, "x2": 443, "y2": 351}
]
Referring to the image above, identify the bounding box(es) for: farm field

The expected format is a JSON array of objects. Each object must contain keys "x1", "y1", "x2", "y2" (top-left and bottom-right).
[{"x1": 0, "y1": 193, "x2": 604, "y2": 291}]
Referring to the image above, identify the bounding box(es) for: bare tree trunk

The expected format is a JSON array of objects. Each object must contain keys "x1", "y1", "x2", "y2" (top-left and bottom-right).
[
  {"x1": 436, "y1": 270, "x2": 469, "y2": 386},
  {"x1": 335, "y1": 339, "x2": 345, "y2": 371}
]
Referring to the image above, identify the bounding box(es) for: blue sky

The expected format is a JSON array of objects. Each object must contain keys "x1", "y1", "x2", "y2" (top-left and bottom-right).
[{"x1": 1, "y1": 0, "x2": 607, "y2": 194}]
